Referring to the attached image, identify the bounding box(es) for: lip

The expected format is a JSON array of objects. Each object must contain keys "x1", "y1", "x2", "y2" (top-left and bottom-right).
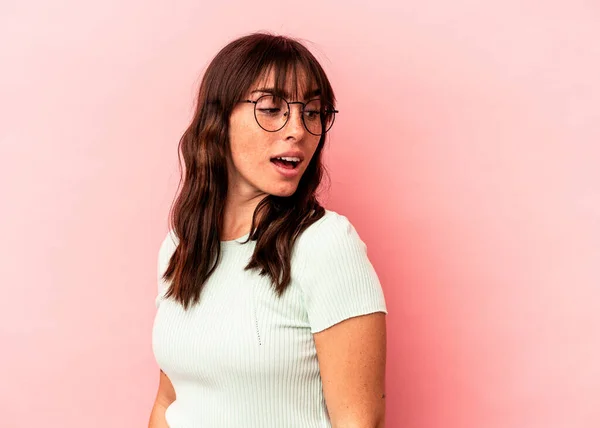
[
  {"x1": 270, "y1": 153, "x2": 303, "y2": 178},
  {"x1": 270, "y1": 150, "x2": 304, "y2": 179},
  {"x1": 270, "y1": 150, "x2": 305, "y2": 162}
]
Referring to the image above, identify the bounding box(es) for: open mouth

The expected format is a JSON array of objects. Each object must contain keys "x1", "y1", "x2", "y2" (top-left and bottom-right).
[{"x1": 270, "y1": 157, "x2": 301, "y2": 170}]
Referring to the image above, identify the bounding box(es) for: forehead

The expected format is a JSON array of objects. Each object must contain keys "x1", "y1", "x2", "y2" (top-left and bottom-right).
[{"x1": 248, "y1": 66, "x2": 319, "y2": 100}]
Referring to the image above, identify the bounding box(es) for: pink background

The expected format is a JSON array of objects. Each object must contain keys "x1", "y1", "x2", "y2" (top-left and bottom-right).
[{"x1": 1, "y1": 1, "x2": 599, "y2": 427}]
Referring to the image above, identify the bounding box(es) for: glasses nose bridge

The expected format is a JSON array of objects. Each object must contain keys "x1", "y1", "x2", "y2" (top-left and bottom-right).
[
  {"x1": 283, "y1": 100, "x2": 306, "y2": 129},
  {"x1": 286, "y1": 100, "x2": 306, "y2": 116}
]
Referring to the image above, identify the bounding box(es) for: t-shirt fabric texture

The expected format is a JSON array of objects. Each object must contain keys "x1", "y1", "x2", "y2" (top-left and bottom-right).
[{"x1": 152, "y1": 209, "x2": 388, "y2": 428}]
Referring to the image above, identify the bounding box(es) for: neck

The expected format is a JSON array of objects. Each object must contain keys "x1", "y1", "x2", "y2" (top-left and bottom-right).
[{"x1": 221, "y1": 193, "x2": 268, "y2": 240}]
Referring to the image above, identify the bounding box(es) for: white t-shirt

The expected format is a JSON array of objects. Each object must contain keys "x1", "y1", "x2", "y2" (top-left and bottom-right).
[{"x1": 152, "y1": 209, "x2": 388, "y2": 428}]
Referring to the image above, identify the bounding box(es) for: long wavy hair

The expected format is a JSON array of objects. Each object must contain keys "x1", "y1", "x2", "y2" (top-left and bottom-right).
[{"x1": 161, "y1": 33, "x2": 336, "y2": 310}]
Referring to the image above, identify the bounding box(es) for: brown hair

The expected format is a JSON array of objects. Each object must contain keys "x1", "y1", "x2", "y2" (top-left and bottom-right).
[{"x1": 162, "y1": 32, "x2": 336, "y2": 310}]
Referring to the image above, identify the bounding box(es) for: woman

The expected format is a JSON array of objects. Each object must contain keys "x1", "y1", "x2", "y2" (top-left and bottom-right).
[{"x1": 149, "y1": 32, "x2": 388, "y2": 428}]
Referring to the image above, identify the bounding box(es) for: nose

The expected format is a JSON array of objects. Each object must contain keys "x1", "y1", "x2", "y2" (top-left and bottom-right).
[{"x1": 283, "y1": 104, "x2": 306, "y2": 138}]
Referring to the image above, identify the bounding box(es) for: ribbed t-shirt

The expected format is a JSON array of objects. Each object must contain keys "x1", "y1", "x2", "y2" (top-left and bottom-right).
[{"x1": 151, "y1": 209, "x2": 388, "y2": 428}]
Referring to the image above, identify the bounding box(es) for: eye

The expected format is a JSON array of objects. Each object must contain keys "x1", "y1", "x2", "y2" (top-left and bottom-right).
[
  {"x1": 258, "y1": 108, "x2": 282, "y2": 115},
  {"x1": 255, "y1": 95, "x2": 285, "y2": 115},
  {"x1": 304, "y1": 109, "x2": 320, "y2": 120}
]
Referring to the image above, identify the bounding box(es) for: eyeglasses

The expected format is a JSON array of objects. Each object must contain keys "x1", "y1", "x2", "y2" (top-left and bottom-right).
[{"x1": 238, "y1": 94, "x2": 338, "y2": 136}]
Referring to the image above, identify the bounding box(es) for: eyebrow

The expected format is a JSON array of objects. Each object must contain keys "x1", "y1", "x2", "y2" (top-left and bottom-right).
[{"x1": 250, "y1": 87, "x2": 321, "y2": 100}]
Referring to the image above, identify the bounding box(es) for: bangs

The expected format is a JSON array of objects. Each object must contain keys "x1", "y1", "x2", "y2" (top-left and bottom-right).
[
  {"x1": 204, "y1": 33, "x2": 336, "y2": 115},
  {"x1": 250, "y1": 48, "x2": 334, "y2": 106}
]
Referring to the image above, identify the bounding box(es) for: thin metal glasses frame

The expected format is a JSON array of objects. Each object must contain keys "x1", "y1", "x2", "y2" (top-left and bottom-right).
[{"x1": 238, "y1": 94, "x2": 339, "y2": 136}]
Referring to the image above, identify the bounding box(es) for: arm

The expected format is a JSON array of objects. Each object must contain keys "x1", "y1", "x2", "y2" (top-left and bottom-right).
[
  {"x1": 148, "y1": 370, "x2": 176, "y2": 428},
  {"x1": 314, "y1": 312, "x2": 387, "y2": 428}
]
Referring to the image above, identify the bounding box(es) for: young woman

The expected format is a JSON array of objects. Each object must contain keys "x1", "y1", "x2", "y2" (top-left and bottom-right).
[{"x1": 149, "y1": 32, "x2": 388, "y2": 428}]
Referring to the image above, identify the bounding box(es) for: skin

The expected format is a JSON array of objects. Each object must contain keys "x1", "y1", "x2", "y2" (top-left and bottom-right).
[
  {"x1": 221, "y1": 68, "x2": 321, "y2": 240},
  {"x1": 224, "y1": 68, "x2": 387, "y2": 426},
  {"x1": 313, "y1": 313, "x2": 387, "y2": 427},
  {"x1": 150, "y1": 68, "x2": 386, "y2": 428}
]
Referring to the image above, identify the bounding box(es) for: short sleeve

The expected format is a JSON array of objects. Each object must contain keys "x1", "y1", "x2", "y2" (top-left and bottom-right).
[
  {"x1": 297, "y1": 212, "x2": 388, "y2": 333},
  {"x1": 155, "y1": 229, "x2": 178, "y2": 309}
]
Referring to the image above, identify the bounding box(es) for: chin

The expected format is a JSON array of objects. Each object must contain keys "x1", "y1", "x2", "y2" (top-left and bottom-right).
[{"x1": 269, "y1": 184, "x2": 299, "y2": 197}]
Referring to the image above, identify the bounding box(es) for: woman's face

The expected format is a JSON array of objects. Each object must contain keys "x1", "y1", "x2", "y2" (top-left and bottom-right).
[{"x1": 227, "y1": 69, "x2": 322, "y2": 200}]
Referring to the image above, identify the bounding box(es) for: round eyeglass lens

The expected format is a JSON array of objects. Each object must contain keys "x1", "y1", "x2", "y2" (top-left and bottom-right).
[
  {"x1": 302, "y1": 98, "x2": 335, "y2": 136},
  {"x1": 254, "y1": 95, "x2": 287, "y2": 132},
  {"x1": 254, "y1": 95, "x2": 336, "y2": 135}
]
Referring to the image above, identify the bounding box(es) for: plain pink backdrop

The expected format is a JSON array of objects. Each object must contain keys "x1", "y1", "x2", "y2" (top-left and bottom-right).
[{"x1": 1, "y1": 1, "x2": 599, "y2": 427}]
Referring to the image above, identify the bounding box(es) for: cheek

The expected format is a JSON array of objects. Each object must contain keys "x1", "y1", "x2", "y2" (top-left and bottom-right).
[
  {"x1": 306, "y1": 137, "x2": 321, "y2": 160},
  {"x1": 229, "y1": 116, "x2": 272, "y2": 166}
]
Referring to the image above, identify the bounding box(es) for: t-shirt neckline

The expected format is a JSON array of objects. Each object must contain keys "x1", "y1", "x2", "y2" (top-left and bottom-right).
[{"x1": 220, "y1": 231, "x2": 251, "y2": 245}]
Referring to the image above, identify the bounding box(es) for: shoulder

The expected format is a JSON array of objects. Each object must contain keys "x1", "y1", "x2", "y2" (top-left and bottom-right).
[
  {"x1": 293, "y1": 209, "x2": 386, "y2": 333},
  {"x1": 157, "y1": 229, "x2": 179, "y2": 285},
  {"x1": 294, "y1": 208, "x2": 369, "y2": 269},
  {"x1": 155, "y1": 229, "x2": 179, "y2": 304},
  {"x1": 159, "y1": 229, "x2": 179, "y2": 261},
  {"x1": 297, "y1": 209, "x2": 365, "y2": 251}
]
